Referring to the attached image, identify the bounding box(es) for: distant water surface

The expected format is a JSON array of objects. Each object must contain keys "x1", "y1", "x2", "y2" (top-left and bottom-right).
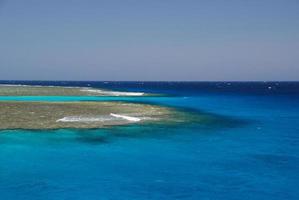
[{"x1": 0, "y1": 81, "x2": 299, "y2": 200}]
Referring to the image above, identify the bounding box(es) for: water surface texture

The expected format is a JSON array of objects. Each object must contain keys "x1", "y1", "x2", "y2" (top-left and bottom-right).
[{"x1": 0, "y1": 81, "x2": 299, "y2": 200}]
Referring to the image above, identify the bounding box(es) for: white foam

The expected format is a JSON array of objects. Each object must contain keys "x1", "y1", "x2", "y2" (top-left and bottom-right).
[
  {"x1": 56, "y1": 116, "x2": 111, "y2": 122},
  {"x1": 56, "y1": 113, "x2": 153, "y2": 123},
  {"x1": 110, "y1": 113, "x2": 141, "y2": 122},
  {"x1": 80, "y1": 89, "x2": 144, "y2": 96}
]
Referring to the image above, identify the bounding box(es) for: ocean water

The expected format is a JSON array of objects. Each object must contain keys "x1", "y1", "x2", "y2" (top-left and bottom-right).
[{"x1": 0, "y1": 81, "x2": 299, "y2": 200}]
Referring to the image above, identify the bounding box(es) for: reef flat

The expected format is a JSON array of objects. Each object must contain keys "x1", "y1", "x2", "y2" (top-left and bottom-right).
[
  {"x1": 0, "y1": 85, "x2": 147, "y2": 96},
  {"x1": 0, "y1": 101, "x2": 173, "y2": 130},
  {"x1": 0, "y1": 85, "x2": 243, "y2": 130}
]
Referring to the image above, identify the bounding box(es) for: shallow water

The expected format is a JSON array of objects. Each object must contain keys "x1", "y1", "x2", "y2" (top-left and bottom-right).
[{"x1": 0, "y1": 82, "x2": 299, "y2": 199}]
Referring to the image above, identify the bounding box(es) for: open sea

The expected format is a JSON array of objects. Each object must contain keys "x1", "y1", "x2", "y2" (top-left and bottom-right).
[{"x1": 0, "y1": 81, "x2": 299, "y2": 200}]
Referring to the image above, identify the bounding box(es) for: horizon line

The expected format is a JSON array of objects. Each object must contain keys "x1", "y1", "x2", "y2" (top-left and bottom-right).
[{"x1": 1, "y1": 80, "x2": 299, "y2": 83}]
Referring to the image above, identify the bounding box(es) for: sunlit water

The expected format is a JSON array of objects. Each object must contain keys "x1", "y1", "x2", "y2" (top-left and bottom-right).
[{"x1": 0, "y1": 82, "x2": 299, "y2": 199}]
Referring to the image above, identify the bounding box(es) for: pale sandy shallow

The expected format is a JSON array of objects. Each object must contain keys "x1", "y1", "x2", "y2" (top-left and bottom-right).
[
  {"x1": 0, "y1": 85, "x2": 149, "y2": 96},
  {"x1": 0, "y1": 101, "x2": 173, "y2": 130}
]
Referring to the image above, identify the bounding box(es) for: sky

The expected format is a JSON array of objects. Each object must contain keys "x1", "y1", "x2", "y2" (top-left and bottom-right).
[{"x1": 0, "y1": 0, "x2": 298, "y2": 81}]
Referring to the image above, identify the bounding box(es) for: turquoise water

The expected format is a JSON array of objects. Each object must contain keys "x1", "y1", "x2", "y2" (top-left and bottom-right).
[{"x1": 0, "y1": 82, "x2": 299, "y2": 199}]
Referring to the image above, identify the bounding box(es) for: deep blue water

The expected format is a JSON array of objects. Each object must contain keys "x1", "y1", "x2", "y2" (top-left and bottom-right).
[{"x1": 0, "y1": 81, "x2": 299, "y2": 200}]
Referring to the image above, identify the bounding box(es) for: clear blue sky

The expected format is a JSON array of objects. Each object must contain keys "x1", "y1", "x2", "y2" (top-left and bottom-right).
[{"x1": 0, "y1": 0, "x2": 298, "y2": 81}]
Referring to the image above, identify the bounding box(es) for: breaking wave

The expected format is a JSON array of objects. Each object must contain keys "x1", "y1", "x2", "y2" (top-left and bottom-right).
[{"x1": 80, "y1": 89, "x2": 144, "y2": 96}]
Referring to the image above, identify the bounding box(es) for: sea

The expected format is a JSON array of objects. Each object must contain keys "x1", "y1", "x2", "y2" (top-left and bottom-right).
[{"x1": 0, "y1": 81, "x2": 298, "y2": 200}]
